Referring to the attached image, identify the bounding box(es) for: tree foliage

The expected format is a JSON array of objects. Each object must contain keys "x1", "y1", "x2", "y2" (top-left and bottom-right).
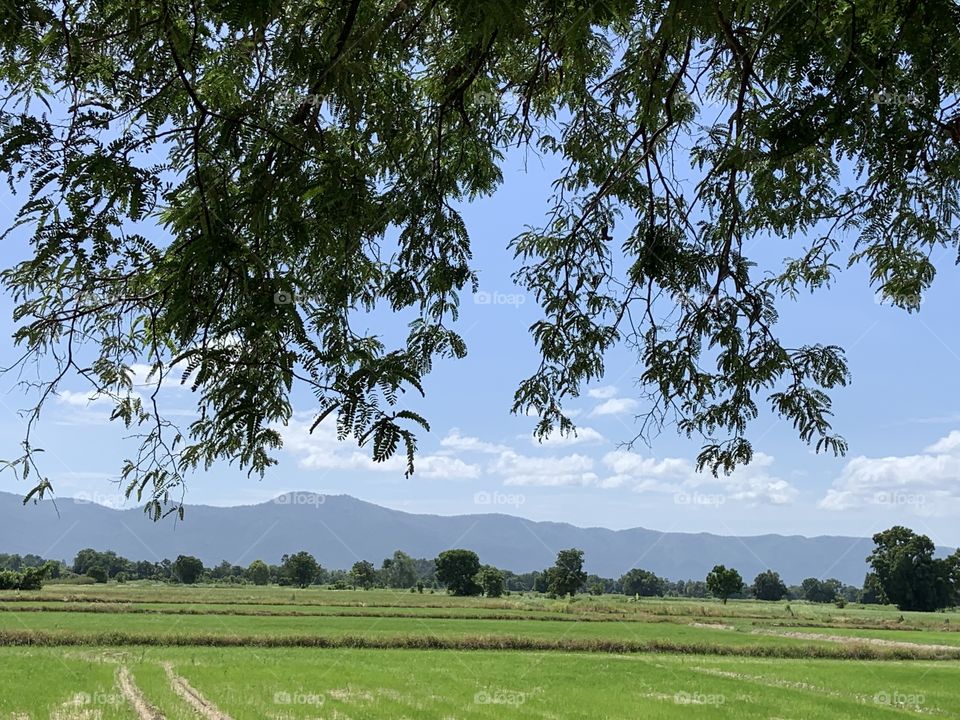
[
  {"x1": 547, "y1": 548, "x2": 587, "y2": 597},
  {"x1": 281, "y1": 550, "x2": 320, "y2": 589},
  {"x1": 705, "y1": 564, "x2": 742, "y2": 604},
  {"x1": 752, "y1": 569, "x2": 787, "y2": 601},
  {"x1": 435, "y1": 549, "x2": 482, "y2": 596},
  {"x1": 350, "y1": 560, "x2": 376, "y2": 589},
  {"x1": 2, "y1": 0, "x2": 960, "y2": 511},
  {"x1": 868, "y1": 526, "x2": 959, "y2": 611},
  {"x1": 0, "y1": 562, "x2": 53, "y2": 590},
  {"x1": 381, "y1": 550, "x2": 417, "y2": 589},
  {"x1": 247, "y1": 559, "x2": 270, "y2": 585},
  {"x1": 800, "y1": 576, "x2": 843, "y2": 603},
  {"x1": 620, "y1": 567, "x2": 666, "y2": 597},
  {"x1": 172, "y1": 554, "x2": 205, "y2": 584},
  {"x1": 476, "y1": 564, "x2": 506, "y2": 598}
]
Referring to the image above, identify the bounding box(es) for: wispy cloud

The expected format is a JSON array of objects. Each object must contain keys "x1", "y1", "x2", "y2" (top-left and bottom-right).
[{"x1": 590, "y1": 397, "x2": 639, "y2": 416}]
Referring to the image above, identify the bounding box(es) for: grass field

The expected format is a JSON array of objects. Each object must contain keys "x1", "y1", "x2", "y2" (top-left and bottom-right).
[{"x1": 1, "y1": 583, "x2": 958, "y2": 718}]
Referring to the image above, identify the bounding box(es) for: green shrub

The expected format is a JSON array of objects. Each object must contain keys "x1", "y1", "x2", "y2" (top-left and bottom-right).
[{"x1": 86, "y1": 566, "x2": 108, "y2": 584}]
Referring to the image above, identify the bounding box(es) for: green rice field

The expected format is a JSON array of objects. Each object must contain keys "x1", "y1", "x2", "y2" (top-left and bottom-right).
[{"x1": 0, "y1": 583, "x2": 957, "y2": 718}]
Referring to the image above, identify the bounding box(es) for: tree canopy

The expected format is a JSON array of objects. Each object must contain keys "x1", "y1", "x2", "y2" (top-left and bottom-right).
[
  {"x1": 751, "y1": 569, "x2": 787, "y2": 601},
  {"x1": 435, "y1": 549, "x2": 481, "y2": 596},
  {"x1": 2, "y1": 0, "x2": 960, "y2": 512},
  {"x1": 620, "y1": 567, "x2": 666, "y2": 597},
  {"x1": 705, "y1": 564, "x2": 742, "y2": 603},
  {"x1": 547, "y1": 548, "x2": 588, "y2": 596},
  {"x1": 281, "y1": 550, "x2": 320, "y2": 588},
  {"x1": 868, "y1": 526, "x2": 959, "y2": 611}
]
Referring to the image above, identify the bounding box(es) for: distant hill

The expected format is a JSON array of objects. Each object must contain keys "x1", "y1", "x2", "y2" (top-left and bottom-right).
[{"x1": 0, "y1": 490, "x2": 917, "y2": 585}]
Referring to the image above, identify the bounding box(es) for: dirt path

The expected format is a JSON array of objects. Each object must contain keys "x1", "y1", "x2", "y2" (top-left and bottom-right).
[
  {"x1": 118, "y1": 666, "x2": 165, "y2": 720},
  {"x1": 162, "y1": 662, "x2": 233, "y2": 720}
]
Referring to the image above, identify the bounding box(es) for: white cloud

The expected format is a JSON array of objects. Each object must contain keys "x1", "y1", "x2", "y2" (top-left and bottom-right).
[
  {"x1": 590, "y1": 397, "x2": 640, "y2": 416},
  {"x1": 603, "y1": 450, "x2": 690, "y2": 479},
  {"x1": 819, "y1": 431, "x2": 960, "y2": 513},
  {"x1": 599, "y1": 450, "x2": 797, "y2": 506},
  {"x1": 925, "y1": 430, "x2": 960, "y2": 455},
  {"x1": 490, "y1": 450, "x2": 597, "y2": 487},
  {"x1": 440, "y1": 429, "x2": 511, "y2": 454},
  {"x1": 282, "y1": 418, "x2": 478, "y2": 480},
  {"x1": 587, "y1": 386, "x2": 619, "y2": 399},
  {"x1": 533, "y1": 426, "x2": 605, "y2": 447},
  {"x1": 57, "y1": 390, "x2": 115, "y2": 407},
  {"x1": 416, "y1": 455, "x2": 482, "y2": 480}
]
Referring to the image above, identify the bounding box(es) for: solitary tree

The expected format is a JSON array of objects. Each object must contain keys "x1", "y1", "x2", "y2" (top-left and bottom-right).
[
  {"x1": 172, "y1": 555, "x2": 205, "y2": 585},
  {"x1": 476, "y1": 565, "x2": 506, "y2": 598},
  {"x1": 281, "y1": 551, "x2": 320, "y2": 589},
  {"x1": 620, "y1": 568, "x2": 667, "y2": 597},
  {"x1": 868, "y1": 527, "x2": 958, "y2": 611},
  {"x1": 5, "y1": 2, "x2": 960, "y2": 514},
  {"x1": 382, "y1": 551, "x2": 418, "y2": 589},
  {"x1": 800, "y1": 577, "x2": 843, "y2": 604},
  {"x1": 350, "y1": 560, "x2": 377, "y2": 590},
  {"x1": 247, "y1": 560, "x2": 270, "y2": 586},
  {"x1": 752, "y1": 570, "x2": 787, "y2": 601},
  {"x1": 435, "y1": 550, "x2": 481, "y2": 596},
  {"x1": 706, "y1": 565, "x2": 743, "y2": 604},
  {"x1": 547, "y1": 549, "x2": 587, "y2": 597}
]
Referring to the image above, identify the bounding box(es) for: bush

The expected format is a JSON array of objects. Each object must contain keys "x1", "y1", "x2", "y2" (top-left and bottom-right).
[
  {"x1": 86, "y1": 566, "x2": 108, "y2": 584},
  {"x1": 0, "y1": 563, "x2": 53, "y2": 590}
]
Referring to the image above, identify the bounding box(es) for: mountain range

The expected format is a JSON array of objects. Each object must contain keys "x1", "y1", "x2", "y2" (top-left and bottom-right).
[{"x1": 0, "y1": 490, "x2": 907, "y2": 585}]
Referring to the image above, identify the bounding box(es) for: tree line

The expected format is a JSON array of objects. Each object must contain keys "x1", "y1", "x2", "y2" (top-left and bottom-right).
[{"x1": 3, "y1": 526, "x2": 956, "y2": 611}]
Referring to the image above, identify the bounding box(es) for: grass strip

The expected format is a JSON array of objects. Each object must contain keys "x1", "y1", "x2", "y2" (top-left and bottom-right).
[{"x1": 2, "y1": 629, "x2": 959, "y2": 660}]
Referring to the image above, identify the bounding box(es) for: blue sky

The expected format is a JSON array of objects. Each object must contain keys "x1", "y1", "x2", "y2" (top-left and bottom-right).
[{"x1": 1, "y1": 141, "x2": 959, "y2": 548}]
